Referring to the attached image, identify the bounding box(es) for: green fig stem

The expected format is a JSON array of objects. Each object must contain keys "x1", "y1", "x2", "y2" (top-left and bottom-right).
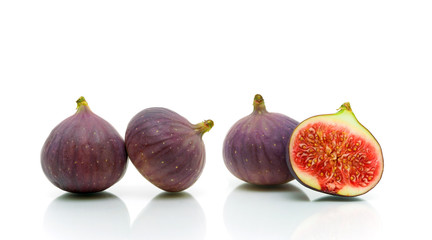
[
  {"x1": 194, "y1": 120, "x2": 214, "y2": 136},
  {"x1": 76, "y1": 96, "x2": 91, "y2": 112},
  {"x1": 253, "y1": 94, "x2": 268, "y2": 114},
  {"x1": 335, "y1": 102, "x2": 361, "y2": 124},
  {"x1": 337, "y1": 102, "x2": 352, "y2": 112}
]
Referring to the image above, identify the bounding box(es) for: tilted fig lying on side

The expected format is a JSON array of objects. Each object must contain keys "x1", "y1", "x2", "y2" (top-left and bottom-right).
[{"x1": 125, "y1": 107, "x2": 213, "y2": 192}]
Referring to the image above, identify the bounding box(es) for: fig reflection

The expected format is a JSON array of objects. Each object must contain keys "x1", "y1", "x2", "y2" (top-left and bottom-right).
[
  {"x1": 291, "y1": 197, "x2": 382, "y2": 239},
  {"x1": 131, "y1": 192, "x2": 206, "y2": 240},
  {"x1": 43, "y1": 192, "x2": 130, "y2": 240},
  {"x1": 224, "y1": 183, "x2": 382, "y2": 240},
  {"x1": 224, "y1": 183, "x2": 310, "y2": 240}
]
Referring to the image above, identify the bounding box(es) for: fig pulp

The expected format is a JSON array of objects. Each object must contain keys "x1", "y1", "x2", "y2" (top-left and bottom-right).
[
  {"x1": 125, "y1": 107, "x2": 213, "y2": 192},
  {"x1": 41, "y1": 97, "x2": 128, "y2": 193},
  {"x1": 288, "y1": 102, "x2": 384, "y2": 197},
  {"x1": 223, "y1": 94, "x2": 299, "y2": 185}
]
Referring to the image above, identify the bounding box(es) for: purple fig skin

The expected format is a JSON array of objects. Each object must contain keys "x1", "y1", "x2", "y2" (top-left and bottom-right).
[
  {"x1": 41, "y1": 97, "x2": 128, "y2": 193},
  {"x1": 125, "y1": 107, "x2": 213, "y2": 192},
  {"x1": 223, "y1": 94, "x2": 299, "y2": 185}
]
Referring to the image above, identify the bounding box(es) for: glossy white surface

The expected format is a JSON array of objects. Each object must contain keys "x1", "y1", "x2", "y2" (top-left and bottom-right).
[{"x1": 1, "y1": 1, "x2": 431, "y2": 239}]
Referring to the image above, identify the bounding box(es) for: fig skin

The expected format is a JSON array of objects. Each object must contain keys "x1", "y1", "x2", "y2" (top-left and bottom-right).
[
  {"x1": 125, "y1": 107, "x2": 213, "y2": 192},
  {"x1": 287, "y1": 102, "x2": 384, "y2": 197},
  {"x1": 41, "y1": 97, "x2": 128, "y2": 193},
  {"x1": 223, "y1": 94, "x2": 299, "y2": 185}
]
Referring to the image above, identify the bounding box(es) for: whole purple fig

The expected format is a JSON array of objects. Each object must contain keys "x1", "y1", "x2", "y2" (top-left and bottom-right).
[
  {"x1": 125, "y1": 108, "x2": 213, "y2": 192},
  {"x1": 223, "y1": 94, "x2": 299, "y2": 185},
  {"x1": 41, "y1": 97, "x2": 128, "y2": 193}
]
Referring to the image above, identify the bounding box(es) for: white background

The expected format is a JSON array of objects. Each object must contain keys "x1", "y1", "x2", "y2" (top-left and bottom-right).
[{"x1": 1, "y1": 1, "x2": 431, "y2": 239}]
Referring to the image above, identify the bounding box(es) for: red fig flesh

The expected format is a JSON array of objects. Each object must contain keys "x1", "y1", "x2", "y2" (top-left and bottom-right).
[
  {"x1": 223, "y1": 94, "x2": 299, "y2": 185},
  {"x1": 125, "y1": 107, "x2": 213, "y2": 192},
  {"x1": 41, "y1": 97, "x2": 128, "y2": 193},
  {"x1": 288, "y1": 103, "x2": 384, "y2": 196}
]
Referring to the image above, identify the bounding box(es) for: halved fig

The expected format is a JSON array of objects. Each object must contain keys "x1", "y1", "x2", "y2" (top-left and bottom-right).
[{"x1": 288, "y1": 103, "x2": 383, "y2": 197}]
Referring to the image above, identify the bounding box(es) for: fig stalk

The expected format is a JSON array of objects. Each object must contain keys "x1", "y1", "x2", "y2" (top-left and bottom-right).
[
  {"x1": 252, "y1": 94, "x2": 268, "y2": 114},
  {"x1": 194, "y1": 120, "x2": 214, "y2": 136}
]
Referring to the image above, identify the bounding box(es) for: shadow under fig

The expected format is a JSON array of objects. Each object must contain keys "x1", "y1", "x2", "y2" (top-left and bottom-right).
[
  {"x1": 131, "y1": 192, "x2": 206, "y2": 240},
  {"x1": 43, "y1": 192, "x2": 130, "y2": 240},
  {"x1": 314, "y1": 195, "x2": 365, "y2": 202},
  {"x1": 234, "y1": 182, "x2": 311, "y2": 202},
  {"x1": 53, "y1": 191, "x2": 117, "y2": 201},
  {"x1": 149, "y1": 191, "x2": 193, "y2": 200}
]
